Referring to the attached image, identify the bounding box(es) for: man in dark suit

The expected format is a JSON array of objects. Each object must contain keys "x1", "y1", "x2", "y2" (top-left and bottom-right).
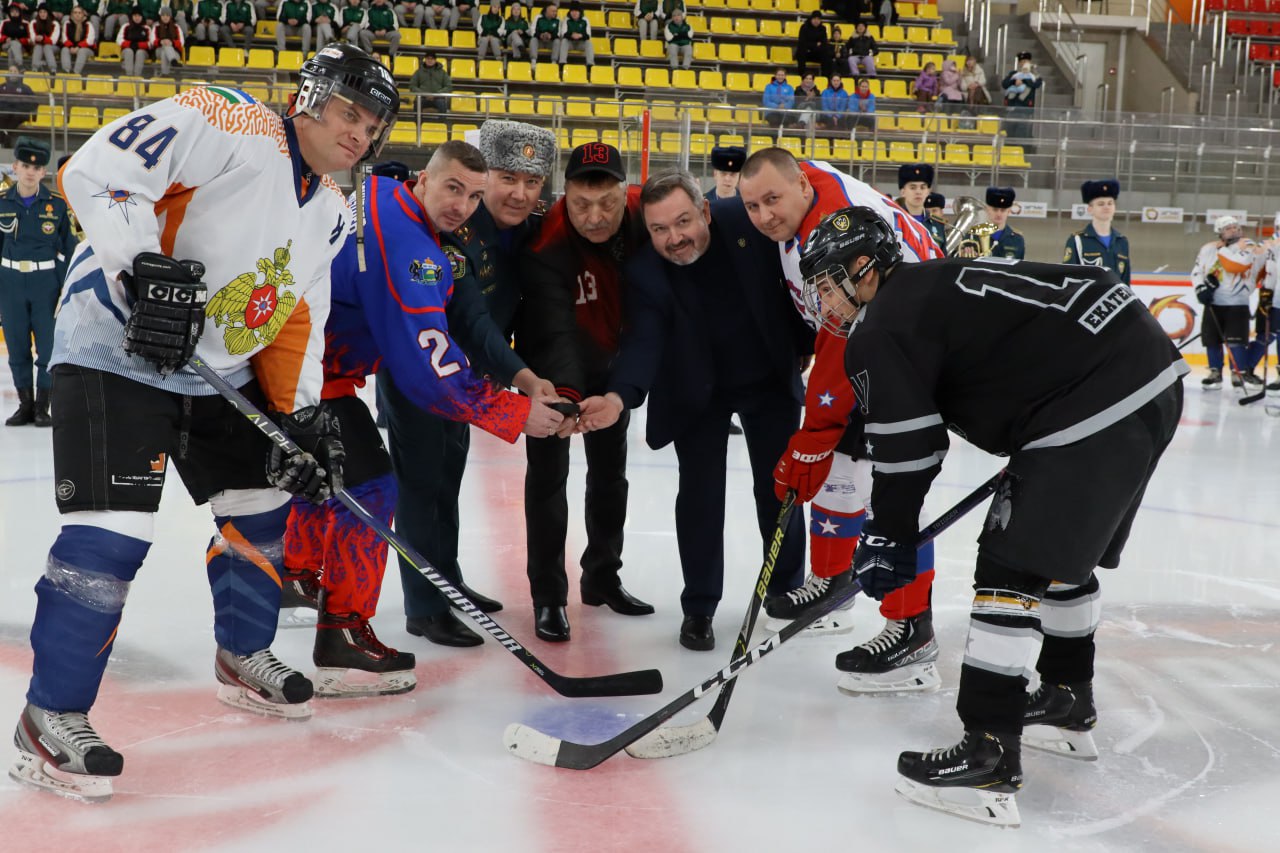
[{"x1": 577, "y1": 171, "x2": 812, "y2": 651}]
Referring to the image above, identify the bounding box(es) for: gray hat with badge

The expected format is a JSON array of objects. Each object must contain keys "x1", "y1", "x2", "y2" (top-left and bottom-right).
[{"x1": 478, "y1": 119, "x2": 557, "y2": 179}]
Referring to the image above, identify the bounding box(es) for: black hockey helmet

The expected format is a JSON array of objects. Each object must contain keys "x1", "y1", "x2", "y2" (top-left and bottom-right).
[
  {"x1": 799, "y1": 206, "x2": 900, "y2": 335},
  {"x1": 295, "y1": 43, "x2": 400, "y2": 162}
]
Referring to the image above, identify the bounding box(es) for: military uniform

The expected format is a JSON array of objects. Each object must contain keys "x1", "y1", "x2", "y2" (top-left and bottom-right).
[
  {"x1": 1, "y1": 137, "x2": 77, "y2": 426},
  {"x1": 898, "y1": 163, "x2": 947, "y2": 255},
  {"x1": 1064, "y1": 179, "x2": 1130, "y2": 285},
  {"x1": 705, "y1": 144, "x2": 744, "y2": 202},
  {"x1": 985, "y1": 186, "x2": 1024, "y2": 260}
]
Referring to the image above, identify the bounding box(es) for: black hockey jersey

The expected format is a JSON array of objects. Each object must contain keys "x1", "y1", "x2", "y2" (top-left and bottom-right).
[{"x1": 844, "y1": 257, "x2": 1188, "y2": 543}]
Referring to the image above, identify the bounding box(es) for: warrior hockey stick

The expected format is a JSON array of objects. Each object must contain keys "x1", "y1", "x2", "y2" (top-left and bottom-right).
[
  {"x1": 189, "y1": 358, "x2": 663, "y2": 698},
  {"x1": 505, "y1": 472, "x2": 1004, "y2": 769},
  {"x1": 624, "y1": 491, "x2": 798, "y2": 760}
]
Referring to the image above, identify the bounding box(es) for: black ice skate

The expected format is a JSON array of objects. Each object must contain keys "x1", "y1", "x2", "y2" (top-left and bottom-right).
[
  {"x1": 1233, "y1": 371, "x2": 1262, "y2": 388},
  {"x1": 761, "y1": 570, "x2": 856, "y2": 636},
  {"x1": 1201, "y1": 368, "x2": 1223, "y2": 390},
  {"x1": 1022, "y1": 681, "x2": 1098, "y2": 761},
  {"x1": 214, "y1": 647, "x2": 314, "y2": 720},
  {"x1": 834, "y1": 610, "x2": 940, "y2": 695},
  {"x1": 278, "y1": 566, "x2": 321, "y2": 630},
  {"x1": 10, "y1": 703, "x2": 123, "y2": 803},
  {"x1": 895, "y1": 731, "x2": 1023, "y2": 828},
  {"x1": 314, "y1": 610, "x2": 417, "y2": 698}
]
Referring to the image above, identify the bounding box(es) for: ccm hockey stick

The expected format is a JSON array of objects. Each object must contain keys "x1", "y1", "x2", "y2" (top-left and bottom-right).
[
  {"x1": 504, "y1": 471, "x2": 1004, "y2": 769},
  {"x1": 190, "y1": 358, "x2": 663, "y2": 698}
]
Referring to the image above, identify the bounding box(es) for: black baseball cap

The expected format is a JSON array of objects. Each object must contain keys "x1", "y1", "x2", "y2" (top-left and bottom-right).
[{"x1": 564, "y1": 141, "x2": 625, "y2": 183}]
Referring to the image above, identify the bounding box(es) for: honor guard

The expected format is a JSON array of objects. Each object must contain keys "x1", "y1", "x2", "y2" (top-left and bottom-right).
[
  {"x1": 1064, "y1": 178, "x2": 1130, "y2": 285},
  {"x1": 706, "y1": 145, "x2": 746, "y2": 201},
  {"x1": 985, "y1": 186, "x2": 1025, "y2": 259},
  {"x1": 897, "y1": 163, "x2": 947, "y2": 253},
  {"x1": 1, "y1": 136, "x2": 77, "y2": 427},
  {"x1": 924, "y1": 191, "x2": 945, "y2": 221}
]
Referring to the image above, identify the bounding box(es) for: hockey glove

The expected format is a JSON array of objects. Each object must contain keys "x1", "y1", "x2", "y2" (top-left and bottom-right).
[
  {"x1": 266, "y1": 405, "x2": 345, "y2": 505},
  {"x1": 774, "y1": 431, "x2": 835, "y2": 503},
  {"x1": 1195, "y1": 274, "x2": 1219, "y2": 306},
  {"x1": 852, "y1": 526, "x2": 918, "y2": 601},
  {"x1": 121, "y1": 252, "x2": 208, "y2": 374}
]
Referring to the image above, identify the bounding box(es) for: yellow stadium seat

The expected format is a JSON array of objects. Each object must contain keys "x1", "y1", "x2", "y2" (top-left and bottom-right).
[
  {"x1": 97, "y1": 41, "x2": 120, "y2": 61},
  {"x1": 424, "y1": 28, "x2": 449, "y2": 48},
  {"x1": 571, "y1": 128, "x2": 599, "y2": 148},
  {"x1": 400, "y1": 28, "x2": 422, "y2": 47},
  {"x1": 453, "y1": 30, "x2": 476, "y2": 49},
  {"x1": 776, "y1": 0, "x2": 799, "y2": 10},
  {"x1": 186, "y1": 45, "x2": 216, "y2": 65},
  {"x1": 613, "y1": 37, "x2": 638, "y2": 57},
  {"x1": 147, "y1": 80, "x2": 178, "y2": 98},
  {"x1": 585, "y1": 9, "x2": 605, "y2": 26},
  {"x1": 718, "y1": 133, "x2": 745, "y2": 147},
  {"x1": 507, "y1": 97, "x2": 537, "y2": 115},
  {"x1": 453, "y1": 96, "x2": 478, "y2": 113},
  {"x1": 617, "y1": 65, "x2": 643, "y2": 86},
  {"x1": 478, "y1": 59, "x2": 504, "y2": 81},
  {"x1": 450, "y1": 58, "x2": 477, "y2": 78},
  {"x1": 778, "y1": 136, "x2": 804, "y2": 156},
  {"x1": 422, "y1": 122, "x2": 449, "y2": 144},
  {"x1": 395, "y1": 55, "x2": 420, "y2": 77},
  {"x1": 673, "y1": 69, "x2": 697, "y2": 88},
  {"x1": 897, "y1": 115, "x2": 923, "y2": 133},
  {"x1": 115, "y1": 77, "x2": 144, "y2": 98},
  {"x1": 256, "y1": 20, "x2": 277, "y2": 39},
  {"x1": 650, "y1": 102, "x2": 678, "y2": 121},
  {"x1": 709, "y1": 17, "x2": 733, "y2": 35},
  {"x1": 277, "y1": 50, "x2": 303, "y2": 71},
  {"x1": 565, "y1": 99, "x2": 593, "y2": 118},
  {"x1": 918, "y1": 141, "x2": 939, "y2": 162},
  {"x1": 864, "y1": 78, "x2": 883, "y2": 96},
  {"x1": 769, "y1": 45, "x2": 792, "y2": 65},
  {"x1": 693, "y1": 42, "x2": 716, "y2": 61},
  {"x1": 916, "y1": 1, "x2": 941, "y2": 19},
  {"x1": 595, "y1": 102, "x2": 620, "y2": 119},
  {"x1": 563, "y1": 63, "x2": 588, "y2": 83},
  {"x1": 895, "y1": 51, "x2": 919, "y2": 72},
  {"x1": 59, "y1": 77, "x2": 85, "y2": 96},
  {"x1": 23, "y1": 74, "x2": 50, "y2": 93},
  {"x1": 27, "y1": 105, "x2": 65, "y2": 129},
  {"x1": 607, "y1": 10, "x2": 631, "y2": 27},
  {"x1": 971, "y1": 144, "x2": 995, "y2": 166},
  {"x1": 747, "y1": 136, "x2": 772, "y2": 154},
  {"x1": 799, "y1": 0, "x2": 822, "y2": 10},
  {"x1": 832, "y1": 139, "x2": 857, "y2": 162},
  {"x1": 702, "y1": 0, "x2": 726, "y2": 6},
  {"x1": 882, "y1": 25, "x2": 905, "y2": 42},
  {"x1": 750, "y1": 0, "x2": 773, "y2": 10},
  {"x1": 67, "y1": 106, "x2": 99, "y2": 131},
  {"x1": 389, "y1": 123, "x2": 419, "y2": 144},
  {"x1": 883, "y1": 79, "x2": 909, "y2": 99},
  {"x1": 725, "y1": 71, "x2": 752, "y2": 91},
  {"x1": 921, "y1": 52, "x2": 944, "y2": 68},
  {"x1": 689, "y1": 132, "x2": 714, "y2": 155},
  {"x1": 857, "y1": 140, "x2": 887, "y2": 162},
  {"x1": 943, "y1": 143, "x2": 970, "y2": 165},
  {"x1": 1000, "y1": 145, "x2": 1030, "y2": 168},
  {"x1": 658, "y1": 132, "x2": 683, "y2": 154},
  {"x1": 103, "y1": 107, "x2": 130, "y2": 124},
  {"x1": 555, "y1": 127, "x2": 569, "y2": 148},
  {"x1": 590, "y1": 65, "x2": 616, "y2": 85},
  {"x1": 644, "y1": 67, "x2": 671, "y2": 88},
  {"x1": 736, "y1": 18, "x2": 758, "y2": 36},
  {"x1": 602, "y1": 128, "x2": 627, "y2": 153},
  {"x1": 686, "y1": 15, "x2": 706, "y2": 30},
  {"x1": 888, "y1": 141, "x2": 915, "y2": 162},
  {"x1": 246, "y1": 47, "x2": 274, "y2": 69},
  {"x1": 751, "y1": 72, "x2": 772, "y2": 89},
  {"x1": 811, "y1": 138, "x2": 831, "y2": 160},
  {"x1": 621, "y1": 100, "x2": 646, "y2": 118},
  {"x1": 759, "y1": 19, "x2": 783, "y2": 37},
  {"x1": 718, "y1": 42, "x2": 743, "y2": 62},
  {"x1": 535, "y1": 62, "x2": 560, "y2": 82},
  {"x1": 906, "y1": 26, "x2": 931, "y2": 45},
  {"x1": 82, "y1": 77, "x2": 116, "y2": 96},
  {"x1": 640, "y1": 39, "x2": 665, "y2": 59},
  {"x1": 867, "y1": 24, "x2": 881, "y2": 38},
  {"x1": 507, "y1": 61, "x2": 533, "y2": 81},
  {"x1": 783, "y1": 20, "x2": 801, "y2": 37},
  {"x1": 895, "y1": 1, "x2": 915, "y2": 15},
  {"x1": 931, "y1": 28, "x2": 956, "y2": 48},
  {"x1": 698, "y1": 70, "x2": 724, "y2": 90}
]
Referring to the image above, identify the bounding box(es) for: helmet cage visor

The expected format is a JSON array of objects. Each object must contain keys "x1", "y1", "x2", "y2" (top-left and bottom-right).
[
  {"x1": 295, "y1": 74, "x2": 398, "y2": 162},
  {"x1": 801, "y1": 256, "x2": 873, "y2": 338}
]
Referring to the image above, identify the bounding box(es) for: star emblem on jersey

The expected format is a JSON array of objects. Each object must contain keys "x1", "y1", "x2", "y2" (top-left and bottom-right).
[
  {"x1": 818, "y1": 390, "x2": 835, "y2": 407},
  {"x1": 818, "y1": 518, "x2": 840, "y2": 535},
  {"x1": 93, "y1": 186, "x2": 138, "y2": 223},
  {"x1": 206, "y1": 241, "x2": 297, "y2": 355}
]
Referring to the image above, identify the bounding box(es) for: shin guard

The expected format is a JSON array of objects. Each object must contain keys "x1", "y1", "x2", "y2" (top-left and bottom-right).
[
  {"x1": 206, "y1": 503, "x2": 291, "y2": 655},
  {"x1": 1036, "y1": 573, "x2": 1101, "y2": 685}
]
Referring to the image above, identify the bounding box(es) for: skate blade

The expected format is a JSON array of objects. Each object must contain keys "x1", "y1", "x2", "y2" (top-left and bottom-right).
[
  {"x1": 1022, "y1": 725, "x2": 1098, "y2": 761},
  {"x1": 277, "y1": 607, "x2": 318, "y2": 630},
  {"x1": 762, "y1": 612, "x2": 855, "y2": 636},
  {"x1": 894, "y1": 777, "x2": 1021, "y2": 829},
  {"x1": 216, "y1": 684, "x2": 313, "y2": 720},
  {"x1": 836, "y1": 662, "x2": 941, "y2": 696},
  {"x1": 9, "y1": 750, "x2": 113, "y2": 803},
  {"x1": 314, "y1": 667, "x2": 417, "y2": 699}
]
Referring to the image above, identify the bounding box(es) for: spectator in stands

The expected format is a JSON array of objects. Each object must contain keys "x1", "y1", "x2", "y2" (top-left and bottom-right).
[
  {"x1": 962, "y1": 55, "x2": 989, "y2": 105},
  {"x1": 938, "y1": 58, "x2": 964, "y2": 112},
  {"x1": 137, "y1": 0, "x2": 161, "y2": 25},
  {"x1": 455, "y1": 0, "x2": 476, "y2": 29},
  {"x1": 97, "y1": 0, "x2": 130, "y2": 40},
  {"x1": 190, "y1": 0, "x2": 221, "y2": 46},
  {"x1": 365, "y1": 0, "x2": 400, "y2": 55},
  {"x1": 1, "y1": 4, "x2": 27, "y2": 70},
  {"x1": 395, "y1": 0, "x2": 425, "y2": 29},
  {"x1": 410, "y1": 48, "x2": 451, "y2": 111},
  {"x1": 27, "y1": 3, "x2": 57, "y2": 72},
  {"x1": 820, "y1": 72, "x2": 851, "y2": 131},
  {"x1": 705, "y1": 144, "x2": 744, "y2": 201},
  {"x1": 0, "y1": 74, "x2": 36, "y2": 144},
  {"x1": 275, "y1": 0, "x2": 312, "y2": 54},
  {"x1": 664, "y1": 6, "x2": 690, "y2": 70},
  {"x1": 796, "y1": 10, "x2": 832, "y2": 78},
  {"x1": 634, "y1": 0, "x2": 660, "y2": 41},
  {"x1": 851, "y1": 75, "x2": 875, "y2": 128},
  {"x1": 476, "y1": 0, "x2": 502, "y2": 59},
  {"x1": 913, "y1": 60, "x2": 938, "y2": 112},
  {"x1": 1002, "y1": 51, "x2": 1042, "y2": 138},
  {"x1": 793, "y1": 72, "x2": 822, "y2": 127},
  {"x1": 152, "y1": 4, "x2": 182, "y2": 75},
  {"x1": 422, "y1": 0, "x2": 454, "y2": 30},
  {"x1": 843, "y1": 19, "x2": 874, "y2": 77},
  {"x1": 310, "y1": 0, "x2": 337, "y2": 51},
  {"x1": 876, "y1": 0, "x2": 896, "y2": 26},
  {"x1": 340, "y1": 0, "x2": 368, "y2": 45},
  {"x1": 168, "y1": 0, "x2": 192, "y2": 29},
  {"x1": 557, "y1": 1, "x2": 591, "y2": 66},
  {"x1": 59, "y1": 3, "x2": 92, "y2": 72},
  {"x1": 220, "y1": 0, "x2": 253, "y2": 50},
  {"x1": 530, "y1": 1, "x2": 558, "y2": 66},
  {"x1": 117, "y1": 7, "x2": 152, "y2": 76},
  {"x1": 661, "y1": 0, "x2": 682, "y2": 20},
  {"x1": 503, "y1": 2, "x2": 527, "y2": 57},
  {"x1": 762, "y1": 66, "x2": 795, "y2": 128}
]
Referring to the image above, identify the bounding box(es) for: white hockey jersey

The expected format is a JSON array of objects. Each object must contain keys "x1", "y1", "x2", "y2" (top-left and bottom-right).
[
  {"x1": 1190, "y1": 238, "x2": 1265, "y2": 308},
  {"x1": 54, "y1": 86, "x2": 351, "y2": 413},
  {"x1": 778, "y1": 160, "x2": 946, "y2": 329}
]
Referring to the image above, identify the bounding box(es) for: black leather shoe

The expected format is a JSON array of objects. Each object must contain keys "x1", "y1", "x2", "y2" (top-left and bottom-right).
[
  {"x1": 581, "y1": 582, "x2": 655, "y2": 616},
  {"x1": 679, "y1": 616, "x2": 715, "y2": 651},
  {"x1": 406, "y1": 610, "x2": 483, "y2": 647},
  {"x1": 534, "y1": 606, "x2": 570, "y2": 642},
  {"x1": 453, "y1": 580, "x2": 504, "y2": 613}
]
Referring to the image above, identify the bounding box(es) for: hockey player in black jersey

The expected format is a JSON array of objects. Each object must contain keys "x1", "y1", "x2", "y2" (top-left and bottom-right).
[{"x1": 798, "y1": 207, "x2": 1187, "y2": 827}]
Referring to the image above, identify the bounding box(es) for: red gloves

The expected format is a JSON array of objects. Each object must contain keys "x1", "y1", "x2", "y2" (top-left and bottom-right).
[{"x1": 773, "y1": 430, "x2": 835, "y2": 503}]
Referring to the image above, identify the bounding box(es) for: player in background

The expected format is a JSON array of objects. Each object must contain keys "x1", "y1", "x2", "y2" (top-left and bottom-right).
[
  {"x1": 1255, "y1": 245, "x2": 1280, "y2": 392},
  {"x1": 1191, "y1": 214, "x2": 1267, "y2": 389},
  {"x1": 736, "y1": 148, "x2": 944, "y2": 695},
  {"x1": 10, "y1": 43, "x2": 398, "y2": 802},
  {"x1": 802, "y1": 206, "x2": 1184, "y2": 827}
]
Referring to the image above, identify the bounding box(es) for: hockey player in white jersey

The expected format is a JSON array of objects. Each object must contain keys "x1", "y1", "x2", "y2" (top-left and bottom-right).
[
  {"x1": 9, "y1": 43, "x2": 399, "y2": 803},
  {"x1": 1191, "y1": 214, "x2": 1267, "y2": 389},
  {"x1": 736, "y1": 148, "x2": 946, "y2": 695}
]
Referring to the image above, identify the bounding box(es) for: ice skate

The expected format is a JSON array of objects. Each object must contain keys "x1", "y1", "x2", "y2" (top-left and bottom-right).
[
  {"x1": 762, "y1": 610, "x2": 856, "y2": 636},
  {"x1": 835, "y1": 610, "x2": 940, "y2": 695},
  {"x1": 761, "y1": 571, "x2": 856, "y2": 635},
  {"x1": 313, "y1": 610, "x2": 417, "y2": 698},
  {"x1": 9, "y1": 704, "x2": 122, "y2": 803},
  {"x1": 1201, "y1": 368, "x2": 1222, "y2": 390},
  {"x1": 1266, "y1": 377, "x2": 1280, "y2": 395},
  {"x1": 895, "y1": 731, "x2": 1022, "y2": 829},
  {"x1": 1022, "y1": 681, "x2": 1098, "y2": 761},
  {"x1": 214, "y1": 647, "x2": 314, "y2": 720},
  {"x1": 278, "y1": 566, "x2": 321, "y2": 629}
]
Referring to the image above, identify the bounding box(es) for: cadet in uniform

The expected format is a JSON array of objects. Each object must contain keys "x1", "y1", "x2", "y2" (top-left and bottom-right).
[
  {"x1": 1, "y1": 136, "x2": 77, "y2": 427},
  {"x1": 924, "y1": 191, "x2": 945, "y2": 222},
  {"x1": 705, "y1": 144, "x2": 745, "y2": 202},
  {"x1": 985, "y1": 186, "x2": 1025, "y2": 259},
  {"x1": 896, "y1": 163, "x2": 947, "y2": 253},
  {"x1": 1063, "y1": 178, "x2": 1130, "y2": 285}
]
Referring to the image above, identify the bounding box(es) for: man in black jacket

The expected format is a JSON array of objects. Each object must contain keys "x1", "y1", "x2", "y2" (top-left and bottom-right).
[
  {"x1": 577, "y1": 172, "x2": 812, "y2": 651},
  {"x1": 796, "y1": 11, "x2": 833, "y2": 78}
]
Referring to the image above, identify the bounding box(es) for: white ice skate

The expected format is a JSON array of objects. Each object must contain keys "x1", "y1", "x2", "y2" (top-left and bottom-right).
[
  {"x1": 9, "y1": 704, "x2": 122, "y2": 803},
  {"x1": 214, "y1": 647, "x2": 314, "y2": 720}
]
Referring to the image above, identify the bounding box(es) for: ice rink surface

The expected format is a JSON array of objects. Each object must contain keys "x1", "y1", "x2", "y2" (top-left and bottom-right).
[{"x1": 0, "y1": 376, "x2": 1277, "y2": 853}]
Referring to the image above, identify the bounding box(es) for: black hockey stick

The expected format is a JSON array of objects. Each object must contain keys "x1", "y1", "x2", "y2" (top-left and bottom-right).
[
  {"x1": 1240, "y1": 308, "x2": 1271, "y2": 406},
  {"x1": 624, "y1": 490, "x2": 798, "y2": 760},
  {"x1": 1175, "y1": 332, "x2": 1201, "y2": 352},
  {"x1": 505, "y1": 471, "x2": 1004, "y2": 769},
  {"x1": 188, "y1": 357, "x2": 663, "y2": 698}
]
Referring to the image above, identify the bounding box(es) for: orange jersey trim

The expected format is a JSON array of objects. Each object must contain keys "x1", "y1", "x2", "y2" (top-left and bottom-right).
[{"x1": 250, "y1": 295, "x2": 312, "y2": 413}]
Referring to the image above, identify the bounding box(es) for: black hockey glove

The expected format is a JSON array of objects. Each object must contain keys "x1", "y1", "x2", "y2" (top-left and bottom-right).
[
  {"x1": 1195, "y1": 274, "x2": 1219, "y2": 306},
  {"x1": 266, "y1": 405, "x2": 345, "y2": 505},
  {"x1": 121, "y1": 252, "x2": 208, "y2": 374},
  {"x1": 852, "y1": 525, "x2": 918, "y2": 601}
]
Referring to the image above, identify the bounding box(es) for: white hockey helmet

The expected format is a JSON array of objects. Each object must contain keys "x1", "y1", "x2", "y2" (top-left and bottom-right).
[{"x1": 1214, "y1": 214, "x2": 1241, "y2": 234}]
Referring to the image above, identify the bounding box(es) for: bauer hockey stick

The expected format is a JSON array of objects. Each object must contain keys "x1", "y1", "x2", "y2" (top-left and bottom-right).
[
  {"x1": 505, "y1": 471, "x2": 1005, "y2": 769},
  {"x1": 189, "y1": 358, "x2": 663, "y2": 698},
  {"x1": 624, "y1": 490, "x2": 798, "y2": 760}
]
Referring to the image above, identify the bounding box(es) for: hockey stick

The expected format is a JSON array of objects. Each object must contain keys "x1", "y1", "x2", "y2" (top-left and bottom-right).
[
  {"x1": 624, "y1": 490, "x2": 798, "y2": 760},
  {"x1": 1175, "y1": 332, "x2": 1202, "y2": 352},
  {"x1": 1240, "y1": 308, "x2": 1271, "y2": 405},
  {"x1": 188, "y1": 357, "x2": 663, "y2": 698},
  {"x1": 505, "y1": 471, "x2": 1004, "y2": 769},
  {"x1": 1203, "y1": 304, "x2": 1248, "y2": 393}
]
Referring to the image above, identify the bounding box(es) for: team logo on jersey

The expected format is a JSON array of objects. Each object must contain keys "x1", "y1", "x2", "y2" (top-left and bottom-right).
[
  {"x1": 409, "y1": 257, "x2": 443, "y2": 285},
  {"x1": 849, "y1": 369, "x2": 870, "y2": 415},
  {"x1": 206, "y1": 241, "x2": 297, "y2": 355},
  {"x1": 93, "y1": 186, "x2": 138, "y2": 224},
  {"x1": 442, "y1": 245, "x2": 467, "y2": 279}
]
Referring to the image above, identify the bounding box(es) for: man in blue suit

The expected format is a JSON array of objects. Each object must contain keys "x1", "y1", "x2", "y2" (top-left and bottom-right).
[{"x1": 577, "y1": 171, "x2": 812, "y2": 651}]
